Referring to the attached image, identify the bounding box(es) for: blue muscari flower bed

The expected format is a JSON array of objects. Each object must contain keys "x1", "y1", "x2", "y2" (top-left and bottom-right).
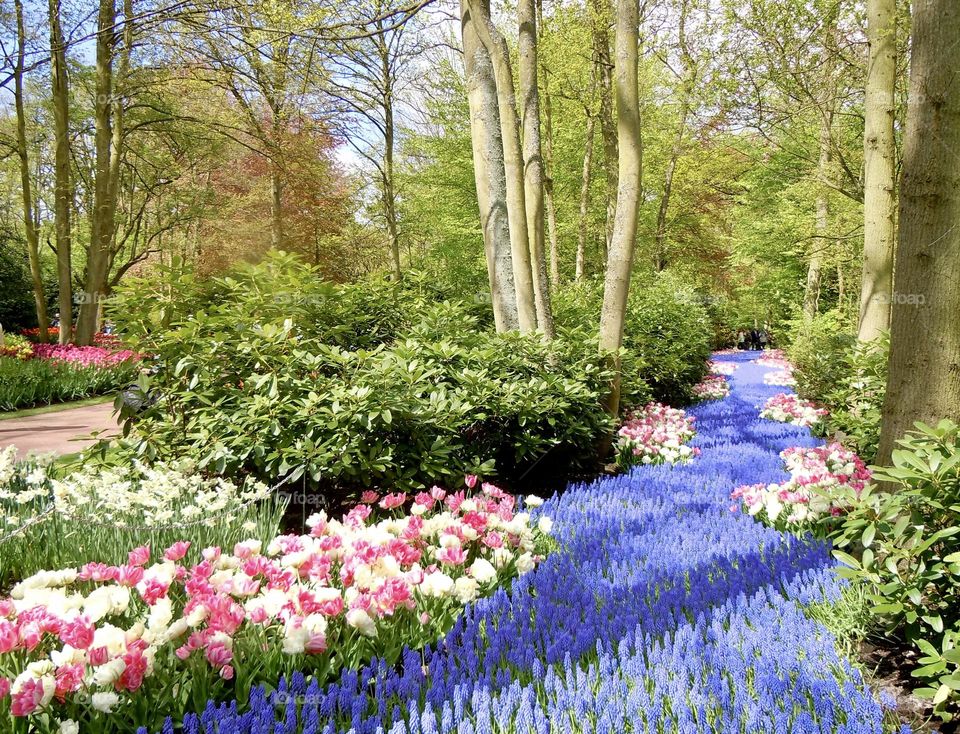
[{"x1": 147, "y1": 351, "x2": 906, "y2": 734}]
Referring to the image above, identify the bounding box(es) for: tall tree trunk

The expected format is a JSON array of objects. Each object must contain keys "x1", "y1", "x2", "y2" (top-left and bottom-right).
[
  {"x1": 802, "y1": 192, "x2": 827, "y2": 320},
  {"x1": 77, "y1": 0, "x2": 121, "y2": 344},
  {"x1": 270, "y1": 159, "x2": 284, "y2": 250},
  {"x1": 591, "y1": 0, "x2": 617, "y2": 257},
  {"x1": 15, "y1": 0, "x2": 49, "y2": 341},
  {"x1": 837, "y1": 262, "x2": 845, "y2": 306},
  {"x1": 542, "y1": 75, "x2": 560, "y2": 289},
  {"x1": 653, "y1": 0, "x2": 693, "y2": 273},
  {"x1": 599, "y1": 0, "x2": 641, "y2": 418},
  {"x1": 653, "y1": 150, "x2": 680, "y2": 272},
  {"x1": 537, "y1": 0, "x2": 561, "y2": 288},
  {"x1": 470, "y1": 0, "x2": 537, "y2": 332},
  {"x1": 519, "y1": 0, "x2": 554, "y2": 338},
  {"x1": 381, "y1": 37, "x2": 402, "y2": 281},
  {"x1": 802, "y1": 6, "x2": 838, "y2": 324},
  {"x1": 461, "y1": 0, "x2": 518, "y2": 331},
  {"x1": 876, "y1": 0, "x2": 960, "y2": 465},
  {"x1": 576, "y1": 113, "x2": 597, "y2": 282},
  {"x1": 49, "y1": 0, "x2": 72, "y2": 344},
  {"x1": 858, "y1": 0, "x2": 897, "y2": 342}
]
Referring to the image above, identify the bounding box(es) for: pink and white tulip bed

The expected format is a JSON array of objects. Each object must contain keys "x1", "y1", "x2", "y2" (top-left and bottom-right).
[
  {"x1": 762, "y1": 369, "x2": 796, "y2": 387},
  {"x1": 730, "y1": 443, "x2": 871, "y2": 530},
  {"x1": 759, "y1": 393, "x2": 828, "y2": 428},
  {"x1": 756, "y1": 351, "x2": 797, "y2": 387},
  {"x1": 31, "y1": 344, "x2": 139, "y2": 368},
  {"x1": 753, "y1": 349, "x2": 790, "y2": 369},
  {"x1": 0, "y1": 480, "x2": 552, "y2": 731},
  {"x1": 708, "y1": 360, "x2": 739, "y2": 376},
  {"x1": 692, "y1": 374, "x2": 730, "y2": 401},
  {"x1": 615, "y1": 402, "x2": 700, "y2": 468}
]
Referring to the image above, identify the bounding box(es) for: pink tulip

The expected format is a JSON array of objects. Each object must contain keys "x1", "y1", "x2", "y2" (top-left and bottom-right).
[
  {"x1": 10, "y1": 678, "x2": 46, "y2": 716},
  {"x1": 128, "y1": 546, "x2": 151, "y2": 567},
  {"x1": 378, "y1": 492, "x2": 406, "y2": 510},
  {"x1": 164, "y1": 541, "x2": 191, "y2": 561},
  {"x1": 59, "y1": 617, "x2": 94, "y2": 650}
]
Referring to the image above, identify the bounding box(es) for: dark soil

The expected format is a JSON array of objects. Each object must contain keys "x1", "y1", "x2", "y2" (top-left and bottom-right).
[{"x1": 858, "y1": 637, "x2": 956, "y2": 733}]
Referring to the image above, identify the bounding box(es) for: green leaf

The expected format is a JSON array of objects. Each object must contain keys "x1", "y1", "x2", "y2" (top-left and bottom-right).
[
  {"x1": 912, "y1": 661, "x2": 947, "y2": 678},
  {"x1": 832, "y1": 550, "x2": 861, "y2": 569},
  {"x1": 943, "y1": 649, "x2": 960, "y2": 664},
  {"x1": 871, "y1": 602, "x2": 902, "y2": 615},
  {"x1": 933, "y1": 684, "x2": 952, "y2": 706}
]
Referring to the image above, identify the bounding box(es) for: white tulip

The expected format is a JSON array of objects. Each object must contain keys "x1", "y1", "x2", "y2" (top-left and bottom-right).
[
  {"x1": 346, "y1": 609, "x2": 377, "y2": 637},
  {"x1": 91, "y1": 691, "x2": 121, "y2": 713},
  {"x1": 469, "y1": 558, "x2": 497, "y2": 584}
]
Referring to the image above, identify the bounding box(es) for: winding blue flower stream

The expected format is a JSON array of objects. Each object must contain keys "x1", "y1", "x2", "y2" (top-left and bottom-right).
[{"x1": 154, "y1": 351, "x2": 902, "y2": 734}]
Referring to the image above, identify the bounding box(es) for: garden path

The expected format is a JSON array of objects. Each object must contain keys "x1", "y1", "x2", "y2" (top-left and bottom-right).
[{"x1": 0, "y1": 401, "x2": 119, "y2": 458}]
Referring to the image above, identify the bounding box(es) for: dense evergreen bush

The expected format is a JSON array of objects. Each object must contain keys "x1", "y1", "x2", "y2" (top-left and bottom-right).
[
  {"x1": 787, "y1": 310, "x2": 855, "y2": 401},
  {"x1": 787, "y1": 311, "x2": 887, "y2": 460},
  {"x1": 109, "y1": 256, "x2": 709, "y2": 501},
  {"x1": 0, "y1": 238, "x2": 39, "y2": 332},
  {"x1": 552, "y1": 273, "x2": 711, "y2": 405},
  {"x1": 831, "y1": 420, "x2": 960, "y2": 719}
]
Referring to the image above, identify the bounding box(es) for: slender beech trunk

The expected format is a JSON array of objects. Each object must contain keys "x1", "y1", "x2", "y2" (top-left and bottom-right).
[
  {"x1": 541, "y1": 87, "x2": 560, "y2": 287},
  {"x1": 544, "y1": 103, "x2": 561, "y2": 289},
  {"x1": 77, "y1": 0, "x2": 122, "y2": 344},
  {"x1": 591, "y1": 0, "x2": 617, "y2": 257},
  {"x1": 269, "y1": 120, "x2": 284, "y2": 250},
  {"x1": 876, "y1": 0, "x2": 960, "y2": 465},
  {"x1": 15, "y1": 0, "x2": 49, "y2": 340},
  {"x1": 802, "y1": 6, "x2": 838, "y2": 324},
  {"x1": 470, "y1": 0, "x2": 537, "y2": 332},
  {"x1": 653, "y1": 138, "x2": 682, "y2": 271},
  {"x1": 49, "y1": 0, "x2": 72, "y2": 344},
  {"x1": 599, "y1": 0, "x2": 641, "y2": 418},
  {"x1": 461, "y1": 0, "x2": 518, "y2": 331},
  {"x1": 653, "y1": 0, "x2": 693, "y2": 272},
  {"x1": 576, "y1": 113, "x2": 597, "y2": 282},
  {"x1": 380, "y1": 28, "x2": 402, "y2": 281},
  {"x1": 858, "y1": 0, "x2": 897, "y2": 342},
  {"x1": 537, "y1": 0, "x2": 560, "y2": 288},
  {"x1": 519, "y1": 0, "x2": 554, "y2": 338}
]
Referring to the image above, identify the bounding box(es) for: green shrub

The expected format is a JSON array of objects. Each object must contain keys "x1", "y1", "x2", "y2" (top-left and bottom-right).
[
  {"x1": 112, "y1": 299, "x2": 615, "y2": 499},
  {"x1": 553, "y1": 274, "x2": 711, "y2": 405},
  {"x1": 0, "y1": 357, "x2": 139, "y2": 411},
  {"x1": 787, "y1": 309, "x2": 855, "y2": 402},
  {"x1": 786, "y1": 311, "x2": 887, "y2": 461},
  {"x1": 830, "y1": 420, "x2": 960, "y2": 720},
  {"x1": 818, "y1": 336, "x2": 887, "y2": 461},
  {"x1": 108, "y1": 257, "x2": 711, "y2": 501},
  {"x1": 109, "y1": 253, "x2": 491, "y2": 353}
]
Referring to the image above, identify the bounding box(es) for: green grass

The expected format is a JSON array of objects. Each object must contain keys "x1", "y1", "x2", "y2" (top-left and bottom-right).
[
  {"x1": 805, "y1": 584, "x2": 927, "y2": 733},
  {"x1": 806, "y1": 583, "x2": 873, "y2": 659},
  {"x1": 0, "y1": 394, "x2": 114, "y2": 421}
]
